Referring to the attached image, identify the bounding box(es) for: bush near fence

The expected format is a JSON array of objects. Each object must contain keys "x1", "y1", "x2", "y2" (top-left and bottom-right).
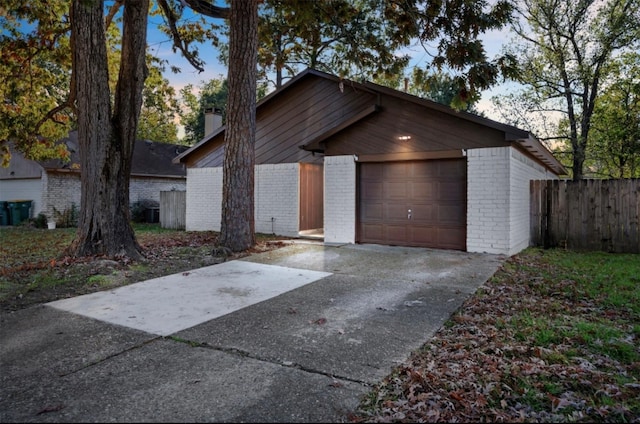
[{"x1": 530, "y1": 179, "x2": 640, "y2": 253}]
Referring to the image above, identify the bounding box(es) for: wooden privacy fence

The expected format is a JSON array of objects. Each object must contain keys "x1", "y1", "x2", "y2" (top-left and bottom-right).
[
  {"x1": 160, "y1": 191, "x2": 186, "y2": 230},
  {"x1": 530, "y1": 179, "x2": 640, "y2": 253}
]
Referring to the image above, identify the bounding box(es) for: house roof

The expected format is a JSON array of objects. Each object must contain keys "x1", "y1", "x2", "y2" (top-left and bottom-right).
[
  {"x1": 40, "y1": 131, "x2": 188, "y2": 178},
  {"x1": 174, "y1": 68, "x2": 566, "y2": 175}
]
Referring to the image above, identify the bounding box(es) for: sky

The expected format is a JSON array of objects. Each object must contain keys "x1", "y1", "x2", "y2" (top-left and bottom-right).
[{"x1": 145, "y1": 6, "x2": 518, "y2": 132}]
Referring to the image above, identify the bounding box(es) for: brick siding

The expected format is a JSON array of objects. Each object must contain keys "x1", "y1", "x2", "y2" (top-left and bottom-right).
[
  {"x1": 185, "y1": 164, "x2": 300, "y2": 236},
  {"x1": 467, "y1": 146, "x2": 556, "y2": 255},
  {"x1": 323, "y1": 155, "x2": 356, "y2": 244}
]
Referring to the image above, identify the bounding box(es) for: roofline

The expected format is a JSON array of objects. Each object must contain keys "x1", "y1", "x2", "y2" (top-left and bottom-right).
[
  {"x1": 42, "y1": 167, "x2": 187, "y2": 179},
  {"x1": 174, "y1": 69, "x2": 325, "y2": 164},
  {"x1": 516, "y1": 135, "x2": 568, "y2": 175},
  {"x1": 174, "y1": 68, "x2": 564, "y2": 175}
]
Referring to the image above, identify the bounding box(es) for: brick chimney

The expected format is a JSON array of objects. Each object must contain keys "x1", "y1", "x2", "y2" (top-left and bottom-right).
[{"x1": 204, "y1": 107, "x2": 223, "y2": 137}]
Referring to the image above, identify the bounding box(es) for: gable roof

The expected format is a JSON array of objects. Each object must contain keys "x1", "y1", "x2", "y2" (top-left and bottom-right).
[
  {"x1": 174, "y1": 68, "x2": 566, "y2": 175},
  {"x1": 40, "y1": 131, "x2": 188, "y2": 178}
]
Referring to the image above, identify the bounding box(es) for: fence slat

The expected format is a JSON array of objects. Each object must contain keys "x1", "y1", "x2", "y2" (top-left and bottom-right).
[
  {"x1": 160, "y1": 191, "x2": 186, "y2": 230},
  {"x1": 530, "y1": 179, "x2": 640, "y2": 253}
]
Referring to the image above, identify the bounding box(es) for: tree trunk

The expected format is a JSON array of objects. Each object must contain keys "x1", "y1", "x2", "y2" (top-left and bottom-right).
[
  {"x1": 572, "y1": 136, "x2": 586, "y2": 181},
  {"x1": 219, "y1": 0, "x2": 258, "y2": 252},
  {"x1": 70, "y1": 0, "x2": 148, "y2": 260}
]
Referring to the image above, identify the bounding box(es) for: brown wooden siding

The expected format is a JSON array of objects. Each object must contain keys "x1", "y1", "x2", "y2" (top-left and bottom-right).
[
  {"x1": 358, "y1": 159, "x2": 467, "y2": 250},
  {"x1": 299, "y1": 163, "x2": 324, "y2": 231},
  {"x1": 326, "y1": 96, "x2": 510, "y2": 156},
  {"x1": 187, "y1": 76, "x2": 379, "y2": 168},
  {"x1": 255, "y1": 77, "x2": 377, "y2": 165},
  {"x1": 184, "y1": 136, "x2": 225, "y2": 168}
]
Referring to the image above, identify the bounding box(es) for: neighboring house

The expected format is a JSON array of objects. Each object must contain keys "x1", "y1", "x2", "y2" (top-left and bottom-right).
[
  {"x1": 0, "y1": 131, "x2": 188, "y2": 222},
  {"x1": 174, "y1": 68, "x2": 567, "y2": 256}
]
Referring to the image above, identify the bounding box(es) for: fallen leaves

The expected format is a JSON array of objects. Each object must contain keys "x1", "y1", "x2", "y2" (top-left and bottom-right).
[{"x1": 352, "y1": 249, "x2": 640, "y2": 423}]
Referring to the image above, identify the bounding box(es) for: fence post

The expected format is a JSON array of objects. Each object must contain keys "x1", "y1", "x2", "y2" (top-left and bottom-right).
[{"x1": 543, "y1": 180, "x2": 551, "y2": 249}]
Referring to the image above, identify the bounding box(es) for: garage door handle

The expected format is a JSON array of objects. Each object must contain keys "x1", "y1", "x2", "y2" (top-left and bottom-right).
[{"x1": 408, "y1": 209, "x2": 412, "y2": 220}]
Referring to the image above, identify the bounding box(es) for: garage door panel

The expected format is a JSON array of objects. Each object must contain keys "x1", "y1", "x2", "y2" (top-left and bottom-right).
[
  {"x1": 359, "y1": 159, "x2": 466, "y2": 250},
  {"x1": 361, "y1": 202, "x2": 383, "y2": 220},
  {"x1": 384, "y1": 163, "x2": 409, "y2": 179},
  {"x1": 361, "y1": 224, "x2": 384, "y2": 242},
  {"x1": 385, "y1": 181, "x2": 407, "y2": 198},
  {"x1": 411, "y1": 181, "x2": 437, "y2": 199},
  {"x1": 360, "y1": 162, "x2": 384, "y2": 179},
  {"x1": 413, "y1": 162, "x2": 439, "y2": 178},
  {"x1": 410, "y1": 204, "x2": 438, "y2": 223},
  {"x1": 387, "y1": 203, "x2": 410, "y2": 221},
  {"x1": 437, "y1": 227, "x2": 466, "y2": 249},
  {"x1": 409, "y1": 226, "x2": 438, "y2": 246},
  {"x1": 438, "y1": 203, "x2": 466, "y2": 223},
  {"x1": 439, "y1": 181, "x2": 465, "y2": 200},
  {"x1": 361, "y1": 181, "x2": 383, "y2": 199},
  {"x1": 386, "y1": 225, "x2": 408, "y2": 245}
]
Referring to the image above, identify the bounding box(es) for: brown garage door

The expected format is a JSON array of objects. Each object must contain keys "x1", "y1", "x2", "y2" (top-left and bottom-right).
[{"x1": 358, "y1": 159, "x2": 466, "y2": 250}]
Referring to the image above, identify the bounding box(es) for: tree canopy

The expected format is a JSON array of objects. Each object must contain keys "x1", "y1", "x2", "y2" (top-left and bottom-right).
[
  {"x1": 494, "y1": 0, "x2": 640, "y2": 180},
  {"x1": 2, "y1": 0, "x2": 522, "y2": 257}
]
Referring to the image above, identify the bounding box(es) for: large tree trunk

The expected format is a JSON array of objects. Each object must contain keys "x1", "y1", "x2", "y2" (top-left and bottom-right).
[
  {"x1": 219, "y1": 0, "x2": 258, "y2": 252},
  {"x1": 70, "y1": 0, "x2": 148, "y2": 260}
]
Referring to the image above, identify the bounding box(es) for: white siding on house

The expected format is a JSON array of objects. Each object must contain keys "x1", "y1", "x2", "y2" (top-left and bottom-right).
[
  {"x1": 467, "y1": 147, "x2": 511, "y2": 254},
  {"x1": 42, "y1": 173, "x2": 81, "y2": 219},
  {"x1": 255, "y1": 164, "x2": 299, "y2": 237},
  {"x1": 324, "y1": 155, "x2": 356, "y2": 244},
  {"x1": 0, "y1": 178, "x2": 44, "y2": 218},
  {"x1": 467, "y1": 146, "x2": 557, "y2": 256},
  {"x1": 185, "y1": 164, "x2": 300, "y2": 235},
  {"x1": 186, "y1": 167, "x2": 222, "y2": 231},
  {"x1": 508, "y1": 148, "x2": 557, "y2": 254},
  {"x1": 39, "y1": 173, "x2": 186, "y2": 222}
]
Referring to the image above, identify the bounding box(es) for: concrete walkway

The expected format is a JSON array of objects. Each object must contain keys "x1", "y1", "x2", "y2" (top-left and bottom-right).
[{"x1": 0, "y1": 242, "x2": 505, "y2": 423}]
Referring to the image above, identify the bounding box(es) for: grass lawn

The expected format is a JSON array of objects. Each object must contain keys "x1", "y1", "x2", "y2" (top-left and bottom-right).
[{"x1": 353, "y1": 248, "x2": 640, "y2": 422}]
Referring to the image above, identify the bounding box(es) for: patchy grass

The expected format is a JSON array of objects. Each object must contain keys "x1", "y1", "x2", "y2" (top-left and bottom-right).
[
  {"x1": 0, "y1": 223, "x2": 288, "y2": 312},
  {"x1": 353, "y1": 248, "x2": 640, "y2": 423}
]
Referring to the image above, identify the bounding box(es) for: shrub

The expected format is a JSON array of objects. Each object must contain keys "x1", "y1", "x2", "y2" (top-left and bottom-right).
[{"x1": 53, "y1": 204, "x2": 78, "y2": 228}]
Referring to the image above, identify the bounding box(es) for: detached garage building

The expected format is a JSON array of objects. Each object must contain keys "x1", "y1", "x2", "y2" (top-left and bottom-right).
[{"x1": 174, "y1": 69, "x2": 566, "y2": 256}]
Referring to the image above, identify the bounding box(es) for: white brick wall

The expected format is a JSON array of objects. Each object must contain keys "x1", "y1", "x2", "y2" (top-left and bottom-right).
[
  {"x1": 324, "y1": 155, "x2": 356, "y2": 244},
  {"x1": 186, "y1": 167, "x2": 222, "y2": 231},
  {"x1": 467, "y1": 146, "x2": 557, "y2": 255},
  {"x1": 38, "y1": 173, "x2": 185, "y2": 222},
  {"x1": 186, "y1": 164, "x2": 300, "y2": 237},
  {"x1": 467, "y1": 147, "x2": 511, "y2": 254},
  {"x1": 508, "y1": 149, "x2": 556, "y2": 254},
  {"x1": 42, "y1": 173, "x2": 81, "y2": 219},
  {"x1": 255, "y1": 164, "x2": 299, "y2": 236},
  {"x1": 130, "y1": 177, "x2": 186, "y2": 205}
]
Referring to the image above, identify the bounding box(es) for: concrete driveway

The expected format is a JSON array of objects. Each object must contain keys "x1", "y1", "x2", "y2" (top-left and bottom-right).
[{"x1": 1, "y1": 242, "x2": 505, "y2": 423}]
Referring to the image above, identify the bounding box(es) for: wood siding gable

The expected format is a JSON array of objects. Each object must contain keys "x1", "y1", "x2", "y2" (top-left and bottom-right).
[
  {"x1": 183, "y1": 74, "x2": 379, "y2": 168},
  {"x1": 324, "y1": 95, "x2": 510, "y2": 157}
]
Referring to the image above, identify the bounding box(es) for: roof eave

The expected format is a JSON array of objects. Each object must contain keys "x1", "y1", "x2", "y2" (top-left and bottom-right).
[{"x1": 517, "y1": 135, "x2": 568, "y2": 176}]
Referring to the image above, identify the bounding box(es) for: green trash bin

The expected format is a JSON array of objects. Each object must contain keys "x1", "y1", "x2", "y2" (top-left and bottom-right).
[
  {"x1": 0, "y1": 201, "x2": 8, "y2": 226},
  {"x1": 7, "y1": 200, "x2": 32, "y2": 226}
]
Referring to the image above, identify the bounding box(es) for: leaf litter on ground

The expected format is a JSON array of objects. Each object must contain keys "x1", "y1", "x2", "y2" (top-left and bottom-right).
[{"x1": 352, "y1": 248, "x2": 640, "y2": 423}]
